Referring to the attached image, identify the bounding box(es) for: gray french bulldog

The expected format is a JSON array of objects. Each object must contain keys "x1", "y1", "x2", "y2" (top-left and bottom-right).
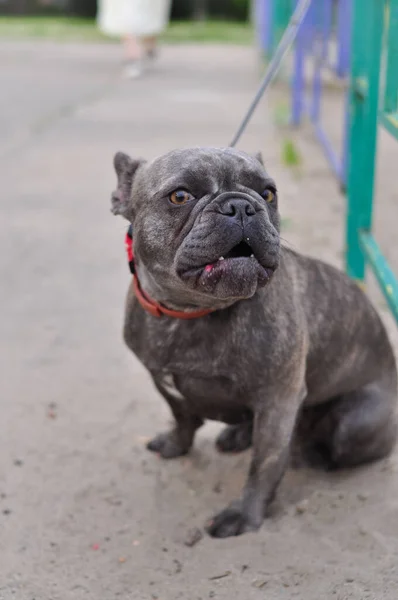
[{"x1": 111, "y1": 146, "x2": 397, "y2": 538}]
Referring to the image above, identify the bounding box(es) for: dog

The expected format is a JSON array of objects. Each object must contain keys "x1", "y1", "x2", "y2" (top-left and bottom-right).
[{"x1": 110, "y1": 146, "x2": 397, "y2": 538}]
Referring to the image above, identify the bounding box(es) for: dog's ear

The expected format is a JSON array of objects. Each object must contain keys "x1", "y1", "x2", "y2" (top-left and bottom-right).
[
  {"x1": 111, "y1": 152, "x2": 144, "y2": 219},
  {"x1": 254, "y1": 151, "x2": 264, "y2": 166}
]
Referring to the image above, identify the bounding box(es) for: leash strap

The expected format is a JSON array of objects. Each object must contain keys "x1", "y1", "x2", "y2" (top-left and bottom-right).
[{"x1": 229, "y1": 0, "x2": 312, "y2": 148}]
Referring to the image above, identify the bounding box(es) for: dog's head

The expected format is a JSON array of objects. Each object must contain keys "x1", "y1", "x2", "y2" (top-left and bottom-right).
[{"x1": 111, "y1": 147, "x2": 280, "y2": 310}]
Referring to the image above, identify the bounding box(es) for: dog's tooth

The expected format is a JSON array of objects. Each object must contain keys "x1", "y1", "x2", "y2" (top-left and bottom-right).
[
  {"x1": 219, "y1": 256, "x2": 225, "y2": 261},
  {"x1": 250, "y1": 254, "x2": 254, "y2": 258}
]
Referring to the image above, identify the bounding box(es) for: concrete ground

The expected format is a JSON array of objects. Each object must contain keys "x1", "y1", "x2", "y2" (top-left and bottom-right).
[{"x1": 1, "y1": 40, "x2": 398, "y2": 600}]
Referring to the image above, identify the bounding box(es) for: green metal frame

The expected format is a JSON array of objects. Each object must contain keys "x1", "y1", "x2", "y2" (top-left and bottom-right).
[
  {"x1": 272, "y1": 0, "x2": 294, "y2": 52},
  {"x1": 346, "y1": 0, "x2": 398, "y2": 321}
]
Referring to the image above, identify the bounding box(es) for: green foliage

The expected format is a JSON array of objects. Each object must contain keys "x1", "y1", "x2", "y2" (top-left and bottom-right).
[
  {"x1": 281, "y1": 138, "x2": 302, "y2": 169},
  {"x1": 0, "y1": 16, "x2": 253, "y2": 44}
]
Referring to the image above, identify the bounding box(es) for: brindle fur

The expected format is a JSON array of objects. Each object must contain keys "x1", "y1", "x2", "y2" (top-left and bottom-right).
[{"x1": 111, "y1": 147, "x2": 397, "y2": 538}]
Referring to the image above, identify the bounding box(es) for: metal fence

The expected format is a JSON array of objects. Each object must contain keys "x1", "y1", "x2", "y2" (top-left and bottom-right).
[
  {"x1": 255, "y1": 0, "x2": 398, "y2": 323},
  {"x1": 347, "y1": 0, "x2": 398, "y2": 320},
  {"x1": 291, "y1": 0, "x2": 351, "y2": 185}
]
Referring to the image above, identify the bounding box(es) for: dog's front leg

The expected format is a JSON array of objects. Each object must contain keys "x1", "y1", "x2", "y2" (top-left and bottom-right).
[
  {"x1": 146, "y1": 374, "x2": 204, "y2": 459},
  {"x1": 206, "y1": 383, "x2": 305, "y2": 538}
]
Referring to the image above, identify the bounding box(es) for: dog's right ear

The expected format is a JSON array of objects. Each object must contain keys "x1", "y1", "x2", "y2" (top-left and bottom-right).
[{"x1": 111, "y1": 152, "x2": 144, "y2": 220}]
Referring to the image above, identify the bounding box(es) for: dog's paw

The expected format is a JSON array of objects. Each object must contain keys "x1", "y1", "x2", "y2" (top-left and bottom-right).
[
  {"x1": 147, "y1": 431, "x2": 189, "y2": 459},
  {"x1": 205, "y1": 502, "x2": 261, "y2": 538},
  {"x1": 215, "y1": 423, "x2": 252, "y2": 453}
]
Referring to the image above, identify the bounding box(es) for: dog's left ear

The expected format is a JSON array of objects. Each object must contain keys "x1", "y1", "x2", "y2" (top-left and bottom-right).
[
  {"x1": 254, "y1": 151, "x2": 264, "y2": 166},
  {"x1": 111, "y1": 151, "x2": 144, "y2": 220}
]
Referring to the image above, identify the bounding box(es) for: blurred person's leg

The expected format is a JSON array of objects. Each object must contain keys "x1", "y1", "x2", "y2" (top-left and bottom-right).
[
  {"x1": 122, "y1": 34, "x2": 144, "y2": 79},
  {"x1": 141, "y1": 0, "x2": 171, "y2": 65},
  {"x1": 142, "y1": 35, "x2": 159, "y2": 60},
  {"x1": 123, "y1": 34, "x2": 142, "y2": 60}
]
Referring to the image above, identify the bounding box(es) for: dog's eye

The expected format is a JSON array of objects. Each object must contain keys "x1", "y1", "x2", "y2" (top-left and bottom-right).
[
  {"x1": 169, "y1": 189, "x2": 194, "y2": 206},
  {"x1": 261, "y1": 188, "x2": 276, "y2": 203}
]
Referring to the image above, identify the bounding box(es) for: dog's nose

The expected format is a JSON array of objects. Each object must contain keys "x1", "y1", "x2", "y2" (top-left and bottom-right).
[{"x1": 219, "y1": 198, "x2": 256, "y2": 223}]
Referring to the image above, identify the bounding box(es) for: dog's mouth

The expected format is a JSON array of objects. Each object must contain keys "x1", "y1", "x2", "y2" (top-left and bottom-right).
[
  {"x1": 219, "y1": 241, "x2": 254, "y2": 260},
  {"x1": 177, "y1": 237, "x2": 276, "y2": 298},
  {"x1": 203, "y1": 240, "x2": 273, "y2": 276}
]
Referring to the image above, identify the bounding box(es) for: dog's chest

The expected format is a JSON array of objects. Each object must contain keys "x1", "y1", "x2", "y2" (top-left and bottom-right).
[
  {"x1": 125, "y1": 310, "x2": 266, "y2": 419},
  {"x1": 128, "y1": 312, "x2": 256, "y2": 381},
  {"x1": 156, "y1": 371, "x2": 252, "y2": 424}
]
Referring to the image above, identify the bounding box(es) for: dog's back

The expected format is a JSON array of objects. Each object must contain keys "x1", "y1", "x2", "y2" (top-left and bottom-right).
[{"x1": 282, "y1": 248, "x2": 397, "y2": 405}]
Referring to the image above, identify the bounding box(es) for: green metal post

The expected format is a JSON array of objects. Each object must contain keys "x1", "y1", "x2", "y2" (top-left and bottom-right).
[
  {"x1": 273, "y1": 0, "x2": 294, "y2": 51},
  {"x1": 346, "y1": 0, "x2": 384, "y2": 281},
  {"x1": 384, "y1": 0, "x2": 398, "y2": 114}
]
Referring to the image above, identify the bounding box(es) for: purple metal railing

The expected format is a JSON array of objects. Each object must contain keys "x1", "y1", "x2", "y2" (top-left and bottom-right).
[
  {"x1": 292, "y1": 0, "x2": 352, "y2": 185},
  {"x1": 256, "y1": 0, "x2": 352, "y2": 186}
]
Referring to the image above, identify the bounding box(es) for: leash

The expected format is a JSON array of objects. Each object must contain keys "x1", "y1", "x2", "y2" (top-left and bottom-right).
[{"x1": 229, "y1": 0, "x2": 312, "y2": 148}]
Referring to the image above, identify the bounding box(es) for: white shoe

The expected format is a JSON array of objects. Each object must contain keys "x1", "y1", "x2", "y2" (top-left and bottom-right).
[{"x1": 123, "y1": 60, "x2": 143, "y2": 79}]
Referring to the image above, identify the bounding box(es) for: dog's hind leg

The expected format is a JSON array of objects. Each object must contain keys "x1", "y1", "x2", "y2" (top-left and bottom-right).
[
  {"x1": 215, "y1": 421, "x2": 253, "y2": 453},
  {"x1": 300, "y1": 378, "x2": 397, "y2": 469}
]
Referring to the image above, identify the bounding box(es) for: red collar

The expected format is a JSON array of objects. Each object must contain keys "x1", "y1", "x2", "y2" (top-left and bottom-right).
[{"x1": 125, "y1": 225, "x2": 214, "y2": 319}]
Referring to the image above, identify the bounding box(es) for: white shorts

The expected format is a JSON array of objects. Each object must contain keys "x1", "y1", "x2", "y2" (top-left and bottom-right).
[{"x1": 97, "y1": 0, "x2": 171, "y2": 37}]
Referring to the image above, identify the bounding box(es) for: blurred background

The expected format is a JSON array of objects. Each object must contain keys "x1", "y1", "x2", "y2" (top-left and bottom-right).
[
  {"x1": 0, "y1": 0, "x2": 250, "y2": 18},
  {"x1": 0, "y1": 0, "x2": 254, "y2": 50},
  {"x1": 0, "y1": 0, "x2": 251, "y2": 32},
  {"x1": 1, "y1": 1, "x2": 398, "y2": 599}
]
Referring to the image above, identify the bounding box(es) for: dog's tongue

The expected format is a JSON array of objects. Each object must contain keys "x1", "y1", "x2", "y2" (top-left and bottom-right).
[{"x1": 205, "y1": 264, "x2": 215, "y2": 273}]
